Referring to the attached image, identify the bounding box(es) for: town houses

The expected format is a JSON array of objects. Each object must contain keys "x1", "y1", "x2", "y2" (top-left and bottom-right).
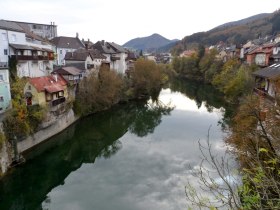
[
  {"x1": 1, "y1": 18, "x2": 280, "y2": 117},
  {"x1": 0, "y1": 19, "x2": 137, "y2": 116}
]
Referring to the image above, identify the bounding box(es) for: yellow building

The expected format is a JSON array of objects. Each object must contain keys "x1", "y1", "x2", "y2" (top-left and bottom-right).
[{"x1": 24, "y1": 74, "x2": 68, "y2": 109}]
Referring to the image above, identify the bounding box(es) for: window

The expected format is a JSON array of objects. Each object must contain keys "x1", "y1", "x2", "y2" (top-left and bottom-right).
[
  {"x1": 60, "y1": 50, "x2": 62, "y2": 54},
  {"x1": 2, "y1": 33, "x2": 6, "y2": 41},
  {"x1": 0, "y1": 96, "x2": 4, "y2": 102},
  {"x1": 4, "y1": 49, "x2": 7, "y2": 55},
  {"x1": 11, "y1": 34, "x2": 16, "y2": 42},
  {"x1": 28, "y1": 85, "x2": 31, "y2": 90},
  {"x1": 0, "y1": 75, "x2": 4, "y2": 81}
]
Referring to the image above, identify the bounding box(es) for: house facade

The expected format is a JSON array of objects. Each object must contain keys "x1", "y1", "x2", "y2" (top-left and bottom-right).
[
  {"x1": 24, "y1": 75, "x2": 68, "y2": 112},
  {"x1": 253, "y1": 63, "x2": 280, "y2": 99},
  {"x1": 0, "y1": 20, "x2": 55, "y2": 78},
  {"x1": 92, "y1": 41, "x2": 127, "y2": 74},
  {"x1": 51, "y1": 35, "x2": 85, "y2": 66},
  {"x1": 64, "y1": 48, "x2": 106, "y2": 73},
  {"x1": 8, "y1": 20, "x2": 57, "y2": 40},
  {"x1": 0, "y1": 67, "x2": 11, "y2": 113}
]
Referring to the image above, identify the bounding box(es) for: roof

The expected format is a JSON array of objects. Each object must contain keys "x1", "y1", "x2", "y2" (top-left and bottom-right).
[
  {"x1": 252, "y1": 63, "x2": 280, "y2": 79},
  {"x1": 51, "y1": 36, "x2": 85, "y2": 49},
  {"x1": 0, "y1": 20, "x2": 24, "y2": 32},
  {"x1": 88, "y1": 49, "x2": 107, "y2": 59},
  {"x1": 65, "y1": 51, "x2": 89, "y2": 61},
  {"x1": 92, "y1": 41, "x2": 116, "y2": 54},
  {"x1": 64, "y1": 63, "x2": 86, "y2": 70},
  {"x1": 9, "y1": 44, "x2": 54, "y2": 52},
  {"x1": 9, "y1": 44, "x2": 34, "y2": 50},
  {"x1": 28, "y1": 75, "x2": 67, "y2": 92},
  {"x1": 7, "y1": 20, "x2": 57, "y2": 27},
  {"x1": 247, "y1": 46, "x2": 272, "y2": 55},
  {"x1": 65, "y1": 48, "x2": 106, "y2": 61},
  {"x1": 16, "y1": 22, "x2": 46, "y2": 42},
  {"x1": 53, "y1": 66, "x2": 82, "y2": 76},
  {"x1": 107, "y1": 42, "x2": 126, "y2": 53},
  {"x1": 45, "y1": 84, "x2": 64, "y2": 93}
]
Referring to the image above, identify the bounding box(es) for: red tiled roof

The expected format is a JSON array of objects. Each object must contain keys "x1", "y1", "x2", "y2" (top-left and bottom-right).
[
  {"x1": 29, "y1": 75, "x2": 67, "y2": 92},
  {"x1": 247, "y1": 47, "x2": 273, "y2": 55},
  {"x1": 45, "y1": 84, "x2": 64, "y2": 93}
]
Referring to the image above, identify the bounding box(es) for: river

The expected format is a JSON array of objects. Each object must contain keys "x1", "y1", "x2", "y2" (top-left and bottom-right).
[{"x1": 0, "y1": 79, "x2": 232, "y2": 210}]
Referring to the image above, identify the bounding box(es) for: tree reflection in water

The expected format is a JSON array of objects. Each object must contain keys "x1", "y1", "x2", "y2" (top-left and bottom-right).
[{"x1": 0, "y1": 95, "x2": 174, "y2": 210}]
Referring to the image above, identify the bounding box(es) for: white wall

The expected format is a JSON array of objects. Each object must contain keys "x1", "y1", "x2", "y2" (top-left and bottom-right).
[
  {"x1": 56, "y1": 47, "x2": 76, "y2": 66},
  {"x1": 0, "y1": 29, "x2": 25, "y2": 63},
  {"x1": 17, "y1": 61, "x2": 51, "y2": 78},
  {"x1": 255, "y1": 54, "x2": 266, "y2": 66},
  {"x1": 111, "y1": 53, "x2": 127, "y2": 74},
  {"x1": 273, "y1": 47, "x2": 280, "y2": 55}
]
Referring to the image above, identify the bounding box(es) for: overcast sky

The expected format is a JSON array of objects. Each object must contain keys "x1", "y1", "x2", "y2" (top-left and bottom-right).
[{"x1": 0, "y1": 0, "x2": 279, "y2": 45}]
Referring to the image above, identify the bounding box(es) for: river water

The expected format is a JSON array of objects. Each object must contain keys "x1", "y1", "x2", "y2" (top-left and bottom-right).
[{"x1": 0, "y1": 79, "x2": 231, "y2": 210}]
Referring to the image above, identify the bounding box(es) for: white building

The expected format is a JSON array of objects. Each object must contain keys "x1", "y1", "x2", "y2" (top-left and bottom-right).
[
  {"x1": 51, "y1": 34, "x2": 85, "y2": 66},
  {"x1": 0, "y1": 20, "x2": 55, "y2": 78},
  {"x1": 0, "y1": 67, "x2": 11, "y2": 114},
  {"x1": 64, "y1": 48, "x2": 107, "y2": 75},
  {"x1": 7, "y1": 20, "x2": 57, "y2": 40},
  {"x1": 92, "y1": 41, "x2": 128, "y2": 74}
]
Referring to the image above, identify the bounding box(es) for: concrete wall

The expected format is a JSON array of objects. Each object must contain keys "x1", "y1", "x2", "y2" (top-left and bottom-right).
[
  {"x1": 0, "y1": 121, "x2": 12, "y2": 176},
  {"x1": 17, "y1": 109, "x2": 79, "y2": 153},
  {"x1": 0, "y1": 141, "x2": 12, "y2": 175},
  {"x1": 0, "y1": 68, "x2": 11, "y2": 113}
]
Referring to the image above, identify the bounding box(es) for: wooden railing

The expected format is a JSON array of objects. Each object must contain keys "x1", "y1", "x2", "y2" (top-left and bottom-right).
[{"x1": 11, "y1": 55, "x2": 50, "y2": 61}]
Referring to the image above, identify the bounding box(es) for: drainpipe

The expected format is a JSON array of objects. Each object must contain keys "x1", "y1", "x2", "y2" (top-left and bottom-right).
[{"x1": 6, "y1": 30, "x2": 10, "y2": 64}]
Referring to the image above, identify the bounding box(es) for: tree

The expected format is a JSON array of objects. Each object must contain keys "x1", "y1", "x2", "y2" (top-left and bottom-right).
[
  {"x1": 75, "y1": 68, "x2": 124, "y2": 115},
  {"x1": 130, "y1": 58, "x2": 162, "y2": 98}
]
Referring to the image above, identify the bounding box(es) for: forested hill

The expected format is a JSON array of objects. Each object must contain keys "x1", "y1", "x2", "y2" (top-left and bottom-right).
[{"x1": 172, "y1": 10, "x2": 280, "y2": 55}]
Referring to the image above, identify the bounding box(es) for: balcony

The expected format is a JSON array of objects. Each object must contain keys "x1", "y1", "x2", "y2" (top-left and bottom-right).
[
  {"x1": 11, "y1": 55, "x2": 50, "y2": 61},
  {"x1": 0, "y1": 62, "x2": 8, "y2": 68},
  {"x1": 111, "y1": 55, "x2": 120, "y2": 61},
  {"x1": 51, "y1": 97, "x2": 66, "y2": 107},
  {"x1": 48, "y1": 97, "x2": 66, "y2": 115}
]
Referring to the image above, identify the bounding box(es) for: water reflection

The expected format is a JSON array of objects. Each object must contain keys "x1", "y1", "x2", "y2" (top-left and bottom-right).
[
  {"x1": 168, "y1": 78, "x2": 234, "y2": 128},
  {"x1": 0, "y1": 100, "x2": 173, "y2": 210},
  {"x1": 0, "y1": 79, "x2": 230, "y2": 210}
]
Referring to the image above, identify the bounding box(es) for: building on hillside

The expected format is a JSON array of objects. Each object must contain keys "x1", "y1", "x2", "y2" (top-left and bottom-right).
[
  {"x1": 64, "y1": 48, "x2": 106, "y2": 75},
  {"x1": 91, "y1": 41, "x2": 127, "y2": 74},
  {"x1": 271, "y1": 42, "x2": 280, "y2": 63},
  {"x1": 246, "y1": 42, "x2": 274, "y2": 67},
  {"x1": 52, "y1": 66, "x2": 83, "y2": 85},
  {"x1": 7, "y1": 20, "x2": 57, "y2": 40},
  {"x1": 0, "y1": 20, "x2": 55, "y2": 78},
  {"x1": 52, "y1": 66, "x2": 83, "y2": 98},
  {"x1": 179, "y1": 50, "x2": 196, "y2": 58},
  {"x1": 51, "y1": 34, "x2": 85, "y2": 66},
  {"x1": 0, "y1": 66, "x2": 11, "y2": 114},
  {"x1": 24, "y1": 75, "x2": 68, "y2": 114},
  {"x1": 82, "y1": 38, "x2": 94, "y2": 49},
  {"x1": 253, "y1": 63, "x2": 280, "y2": 100},
  {"x1": 143, "y1": 54, "x2": 156, "y2": 63}
]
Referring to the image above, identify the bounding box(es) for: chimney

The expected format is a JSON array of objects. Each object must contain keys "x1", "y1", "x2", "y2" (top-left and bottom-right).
[
  {"x1": 102, "y1": 40, "x2": 105, "y2": 45},
  {"x1": 53, "y1": 73, "x2": 58, "y2": 82},
  {"x1": 76, "y1": 32, "x2": 79, "y2": 38}
]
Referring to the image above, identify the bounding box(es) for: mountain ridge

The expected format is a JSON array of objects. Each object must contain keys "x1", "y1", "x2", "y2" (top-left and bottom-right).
[
  {"x1": 172, "y1": 10, "x2": 280, "y2": 54},
  {"x1": 123, "y1": 33, "x2": 178, "y2": 52}
]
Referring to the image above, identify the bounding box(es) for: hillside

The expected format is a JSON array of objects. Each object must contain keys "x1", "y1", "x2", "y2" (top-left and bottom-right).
[
  {"x1": 172, "y1": 10, "x2": 280, "y2": 55},
  {"x1": 123, "y1": 33, "x2": 178, "y2": 52},
  {"x1": 213, "y1": 13, "x2": 271, "y2": 30}
]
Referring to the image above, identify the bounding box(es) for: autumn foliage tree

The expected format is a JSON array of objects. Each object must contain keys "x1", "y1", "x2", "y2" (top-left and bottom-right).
[
  {"x1": 74, "y1": 68, "x2": 124, "y2": 116},
  {"x1": 130, "y1": 58, "x2": 163, "y2": 99},
  {"x1": 3, "y1": 77, "x2": 45, "y2": 140}
]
